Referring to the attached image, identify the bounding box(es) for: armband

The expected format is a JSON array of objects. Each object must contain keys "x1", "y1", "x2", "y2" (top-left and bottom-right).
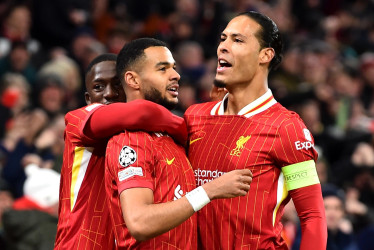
[
  {"x1": 282, "y1": 160, "x2": 319, "y2": 191},
  {"x1": 185, "y1": 186, "x2": 211, "y2": 212}
]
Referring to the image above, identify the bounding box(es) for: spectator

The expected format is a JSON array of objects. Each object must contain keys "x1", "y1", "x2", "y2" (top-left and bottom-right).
[
  {"x1": 32, "y1": 74, "x2": 66, "y2": 119},
  {"x1": 2, "y1": 161, "x2": 60, "y2": 250},
  {"x1": 0, "y1": 3, "x2": 40, "y2": 58},
  {"x1": 38, "y1": 55, "x2": 82, "y2": 111},
  {"x1": 0, "y1": 73, "x2": 31, "y2": 139},
  {"x1": 0, "y1": 178, "x2": 14, "y2": 249},
  {"x1": 293, "y1": 184, "x2": 359, "y2": 250},
  {"x1": 0, "y1": 41, "x2": 37, "y2": 86}
]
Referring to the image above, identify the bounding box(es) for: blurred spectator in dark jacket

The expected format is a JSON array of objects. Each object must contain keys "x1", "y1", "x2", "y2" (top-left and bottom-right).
[
  {"x1": 0, "y1": 3, "x2": 40, "y2": 59},
  {"x1": 293, "y1": 184, "x2": 359, "y2": 250},
  {"x1": 32, "y1": 74, "x2": 66, "y2": 119},
  {"x1": 38, "y1": 54, "x2": 82, "y2": 111},
  {"x1": 0, "y1": 178, "x2": 14, "y2": 248},
  {"x1": 1, "y1": 162, "x2": 60, "y2": 250},
  {"x1": 0, "y1": 41, "x2": 37, "y2": 86},
  {"x1": 0, "y1": 73, "x2": 31, "y2": 139}
]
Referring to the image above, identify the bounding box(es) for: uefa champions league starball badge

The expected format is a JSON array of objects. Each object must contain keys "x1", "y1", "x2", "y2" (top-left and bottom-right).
[{"x1": 118, "y1": 146, "x2": 137, "y2": 167}]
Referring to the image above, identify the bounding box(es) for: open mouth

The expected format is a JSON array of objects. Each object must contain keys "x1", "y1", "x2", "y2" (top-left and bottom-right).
[
  {"x1": 217, "y1": 59, "x2": 232, "y2": 72},
  {"x1": 167, "y1": 85, "x2": 179, "y2": 97}
]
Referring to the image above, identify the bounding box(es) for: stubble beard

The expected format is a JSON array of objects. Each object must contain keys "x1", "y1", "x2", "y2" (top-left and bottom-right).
[
  {"x1": 143, "y1": 86, "x2": 177, "y2": 110},
  {"x1": 214, "y1": 79, "x2": 226, "y2": 88}
]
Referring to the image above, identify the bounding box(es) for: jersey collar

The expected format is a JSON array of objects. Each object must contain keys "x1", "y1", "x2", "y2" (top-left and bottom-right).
[{"x1": 210, "y1": 89, "x2": 277, "y2": 118}]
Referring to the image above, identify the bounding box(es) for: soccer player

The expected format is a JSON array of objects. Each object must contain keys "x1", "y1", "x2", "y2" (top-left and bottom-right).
[
  {"x1": 184, "y1": 11, "x2": 327, "y2": 249},
  {"x1": 104, "y1": 38, "x2": 253, "y2": 249},
  {"x1": 54, "y1": 53, "x2": 188, "y2": 249}
]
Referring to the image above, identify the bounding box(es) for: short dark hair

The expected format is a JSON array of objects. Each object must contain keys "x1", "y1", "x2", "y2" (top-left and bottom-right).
[
  {"x1": 85, "y1": 53, "x2": 117, "y2": 74},
  {"x1": 116, "y1": 38, "x2": 167, "y2": 83},
  {"x1": 237, "y1": 11, "x2": 283, "y2": 71}
]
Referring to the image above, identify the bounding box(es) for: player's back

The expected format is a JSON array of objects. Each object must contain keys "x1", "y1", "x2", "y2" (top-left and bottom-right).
[{"x1": 55, "y1": 105, "x2": 115, "y2": 250}]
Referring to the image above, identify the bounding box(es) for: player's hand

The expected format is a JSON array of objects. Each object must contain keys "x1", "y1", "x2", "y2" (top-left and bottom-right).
[{"x1": 202, "y1": 169, "x2": 252, "y2": 200}]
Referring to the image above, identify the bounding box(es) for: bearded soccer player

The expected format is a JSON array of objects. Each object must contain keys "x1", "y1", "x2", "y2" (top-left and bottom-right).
[
  {"x1": 184, "y1": 12, "x2": 327, "y2": 249},
  {"x1": 54, "y1": 53, "x2": 188, "y2": 249},
  {"x1": 104, "y1": 38, "x2": 253, "y2": 249}
]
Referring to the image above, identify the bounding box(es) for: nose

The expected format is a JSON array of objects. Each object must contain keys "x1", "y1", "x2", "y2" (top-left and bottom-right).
[
  {"x1": 217, "y1": 40, "x2": 228, "y2": 54},
  {"x1": 171, "y1": 68, "x2": 181, "y2": 81},
  {"x1": 103, "y1": 86, "x2": 119, "y2": 101}
]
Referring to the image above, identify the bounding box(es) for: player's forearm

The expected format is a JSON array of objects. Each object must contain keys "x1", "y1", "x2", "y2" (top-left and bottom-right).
[{"x1": 123, "y1": 196, "x2": 195, "y2": 241}]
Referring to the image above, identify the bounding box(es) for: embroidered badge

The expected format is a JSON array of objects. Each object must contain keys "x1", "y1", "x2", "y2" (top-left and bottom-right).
[
  {"x1": 118, "y1": 167, "x2": 143, "y2": 181},
  {"x1": 230, "y1": 135, "x2": 251, "y2": 156},
  {"x1": 118, "y1": 146, "x2": 137, "y2": 167}
]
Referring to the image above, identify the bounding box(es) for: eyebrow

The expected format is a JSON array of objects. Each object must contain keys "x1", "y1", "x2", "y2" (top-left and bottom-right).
[
  {"x1": 93, "y1": 75, "x2": 118, "y2": 82},
  {"x1": 155, "y1": 61, "x2": 176, "y2": 67},
  {"x1": 221, "y1": 32, "x2": 247, "y2": 39}
]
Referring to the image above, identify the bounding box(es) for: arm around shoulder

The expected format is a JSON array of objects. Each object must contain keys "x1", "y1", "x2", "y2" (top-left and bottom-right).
[{"x1": 83, "y1": 100, "x2": 187, "y2": 143}]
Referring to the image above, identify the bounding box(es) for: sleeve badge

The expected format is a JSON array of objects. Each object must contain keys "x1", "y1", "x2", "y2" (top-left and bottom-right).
[{"x1": 118, "y1": 146, "x2": 137, "y2": 167}]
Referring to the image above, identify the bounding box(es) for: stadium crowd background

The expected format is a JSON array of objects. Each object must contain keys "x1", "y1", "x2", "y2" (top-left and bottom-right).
[{"x1": 0, "y1": 0, "x2": 373, "y2": 249}]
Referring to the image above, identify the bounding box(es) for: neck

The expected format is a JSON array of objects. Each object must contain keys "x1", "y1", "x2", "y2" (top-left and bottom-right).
[
  {"x1": 125, "y1": 89, "x2": 144, "y2": 102},
  {"x1": 224, "y1": 78, "x2": 268, "y2": 115}
]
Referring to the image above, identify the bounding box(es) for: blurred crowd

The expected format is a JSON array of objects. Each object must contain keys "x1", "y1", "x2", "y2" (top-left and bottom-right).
[{"x1": 0, "y1": 0, "x2": 373, "y2": 249}]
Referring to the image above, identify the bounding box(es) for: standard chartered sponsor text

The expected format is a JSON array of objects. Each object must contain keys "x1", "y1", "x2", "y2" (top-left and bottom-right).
[{"x1": 194, "y1": 168, "x2": 227, "y2": 185}]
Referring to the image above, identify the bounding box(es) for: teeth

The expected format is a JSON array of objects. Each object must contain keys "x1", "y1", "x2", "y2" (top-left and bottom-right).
[{"x1": 219, "y1": 59, "x2": 228, "y2": 64}]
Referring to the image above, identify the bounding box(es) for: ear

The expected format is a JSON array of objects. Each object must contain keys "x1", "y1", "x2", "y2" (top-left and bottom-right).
[
  {"x1": 124, "y1": 71, "x2": 140, "y2": 90},
  {"x1": 85, "y1": 92, "x2": 91, "y2": 104},
  {"x1": 259, "y1": 48, "x2": 275, "y2": 65}
]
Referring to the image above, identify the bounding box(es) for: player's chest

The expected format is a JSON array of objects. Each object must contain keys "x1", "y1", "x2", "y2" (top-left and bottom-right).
[
  {"x1": 151, "y1": 136, "x2": 193, "y2": 178},
  {"x1": 187, "y1": 116, "x2": 276, "y2": 172}
]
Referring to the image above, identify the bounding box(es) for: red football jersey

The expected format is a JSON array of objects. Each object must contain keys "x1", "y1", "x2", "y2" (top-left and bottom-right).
[
  {"x1": 55, "y1": 104, "x2": 115, "y2": 250},
  {"x1": 105, "y1": 131, "x2": 197, "y2": 250},
  {"x1": 184, "y1": 90, "x2": 319, "y2": 250}
]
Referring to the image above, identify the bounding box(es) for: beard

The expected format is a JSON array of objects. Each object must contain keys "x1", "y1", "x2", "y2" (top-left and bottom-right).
[
  {"x1": 143, "y1": 86, "x2": 177, "y2": 110},
  {"x1": 214, "y1": 79, "x2": 226, "y2": 88}
]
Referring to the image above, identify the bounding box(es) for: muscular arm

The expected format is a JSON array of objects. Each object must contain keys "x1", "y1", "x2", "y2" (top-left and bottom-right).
[
  {"x1": 290, "y1": 184, "x2": 327, "y2": 250},
  {"x1": 83, "y1": 100, "x2": 187, "y2": 144},
  {"x1": 120, "y1": 169, "x2": 252, "y2": 241}
]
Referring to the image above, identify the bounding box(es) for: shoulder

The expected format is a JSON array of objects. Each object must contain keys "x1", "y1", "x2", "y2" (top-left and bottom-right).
[
  {"x1": 65, "y1": 103, "x2": 104, "y2": 122},
  {"x1": 109, "y1": 130, "x2": 155, "y2": 146},
  {"x1": 185, "y1": 101, "x2": 218, "y2": 116},
  {"x1": 266, "y1": 103, "x2": 305, "y2": 127}
]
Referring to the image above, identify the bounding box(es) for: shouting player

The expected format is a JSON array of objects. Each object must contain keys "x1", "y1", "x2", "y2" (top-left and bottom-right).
[{"x1": 184, "y1": 11, "x2": 327, "y2": 249}]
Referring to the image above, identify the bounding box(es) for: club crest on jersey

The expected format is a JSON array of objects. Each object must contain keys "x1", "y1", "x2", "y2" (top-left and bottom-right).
[
  {"x1": 230, "y1": 135, "x2": 251, "y2": 156},
  {"x1": 119, "y1": 146, "x2": 137, "y2": 167}
]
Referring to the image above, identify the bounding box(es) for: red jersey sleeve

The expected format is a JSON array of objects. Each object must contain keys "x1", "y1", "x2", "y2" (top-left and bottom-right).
[
  {"x1": 273, "y1": 113, "x2": 327, "y2": 249},
  {"x1": 290, "y1": 185, "x2": 327, "y2": 250},
  {"x1": 106, "y1": 131, "x2": 156, "y2": 195},
  {"x1": 82, "y1": 100, "x2": 188, "y2": 145},
  {"x1": 273, "y1": 114, "x2": 318, "y2": 166},
  {"x1": 65, "y1": 103, "x2": 105, "y2": 146}
]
